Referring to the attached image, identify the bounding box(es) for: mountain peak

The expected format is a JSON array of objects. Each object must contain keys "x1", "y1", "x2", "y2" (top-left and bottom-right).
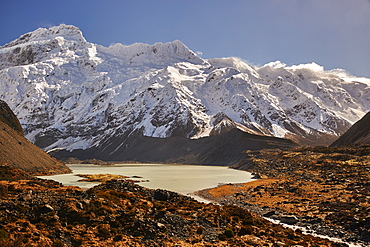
[
  {"x1": 99, "y1": 39, "x2": 205, "y2": 66},
  {"x1": 3, "y1": 24, "x2": 86, "y2": 48},
  {"x1": 1, "y1": 24, "x2": 370, "y2": 156}
]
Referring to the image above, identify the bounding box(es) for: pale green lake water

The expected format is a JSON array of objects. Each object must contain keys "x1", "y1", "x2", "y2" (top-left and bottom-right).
[{"x1": 39, "y1": 163, "x2": 253, "y2": 201}]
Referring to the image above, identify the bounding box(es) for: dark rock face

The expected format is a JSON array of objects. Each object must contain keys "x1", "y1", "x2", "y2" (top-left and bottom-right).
[
  {"x1": 331, "y1": 111, "x2": 370, "y2": 147},
  {"x1": 51, "y1": 128, "x2": 298, "y2": 166},
  {"x1": 279, "y1": 215, "x2": 298, "y2": 225},
  {"x1": 154, "y1": 189, "x2": 173, "y2": 201}
]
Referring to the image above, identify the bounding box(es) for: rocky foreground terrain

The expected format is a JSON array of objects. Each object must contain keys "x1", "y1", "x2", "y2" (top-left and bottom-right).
[
  {"x1": 0, "y1": 166, "x2": 343, "y2": 247},
  {"x1": 197, "y1": 146, "x2": 370, "y2": 246}
]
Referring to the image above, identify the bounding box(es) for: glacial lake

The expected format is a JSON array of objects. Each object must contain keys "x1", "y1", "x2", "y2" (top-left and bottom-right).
[{"x1": 39, "y1": 164, "x2": 253, "y2": 201}]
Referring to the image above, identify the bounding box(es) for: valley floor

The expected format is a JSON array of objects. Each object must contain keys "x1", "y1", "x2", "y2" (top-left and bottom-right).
[{"x1": 0, "y1": 166, "x2": 341, "y2": 247}]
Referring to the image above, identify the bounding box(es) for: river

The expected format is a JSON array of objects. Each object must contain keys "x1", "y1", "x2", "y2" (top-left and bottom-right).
[{"x1": 39, "y1": 163, "x2": 253, "y2": 201}]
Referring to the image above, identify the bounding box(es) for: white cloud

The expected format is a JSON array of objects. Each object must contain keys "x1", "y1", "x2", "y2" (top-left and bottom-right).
[
  {"x1": 39, "y1": 21, "x2": 57, "y2": 28},
  {"x1": 196, "y1": 51, "x2": 203, "y2": 56},
  {"x1": 287, "y1": 62, "x2": 324, "y2": 72}
]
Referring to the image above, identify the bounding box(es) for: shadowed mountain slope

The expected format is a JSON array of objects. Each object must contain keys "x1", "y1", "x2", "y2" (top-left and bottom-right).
[
  {"x1": 0, "y1": 100, "x2": 23, "y2": 134},
  {"x1": 51, "y1": 129, "x2": 298, "y2": 166},
  {"x1": 331, "y1": 111, "x2": 370, "y2": 147}
]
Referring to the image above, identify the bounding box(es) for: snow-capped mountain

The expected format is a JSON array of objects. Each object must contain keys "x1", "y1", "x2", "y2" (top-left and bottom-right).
[{"x1": 1, "y1": 24, "x2": 370, "y2": 162}]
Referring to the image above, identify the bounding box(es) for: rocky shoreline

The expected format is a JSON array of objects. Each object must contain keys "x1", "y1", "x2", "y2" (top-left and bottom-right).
[
  {"x1": 196, "y1": 147, "x2": 370, "y2": 247},
  {"x1": 196, "y1": 187, "x2": 362, "y2": 246}
]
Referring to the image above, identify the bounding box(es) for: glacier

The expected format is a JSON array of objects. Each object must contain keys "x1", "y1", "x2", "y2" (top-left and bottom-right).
[{"x1": 1, "y1": 24, "x2": 370, "y2": 160}]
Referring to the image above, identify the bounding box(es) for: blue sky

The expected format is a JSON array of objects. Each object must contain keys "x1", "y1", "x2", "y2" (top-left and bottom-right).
[{"x1": 1, "y1": 0, "x2": 370, "y2": 77}]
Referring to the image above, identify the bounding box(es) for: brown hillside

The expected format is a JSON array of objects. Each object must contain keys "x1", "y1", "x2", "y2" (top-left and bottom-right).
[
  {"x1": 0, "y1": 100, "x2": 70, "y2": 175},
  {"x1": 0, "y1": 100, "x2": 23, "y2": 134},
  {"x1": 331, "y1": 111, "x2": 370, "y2": 147}
]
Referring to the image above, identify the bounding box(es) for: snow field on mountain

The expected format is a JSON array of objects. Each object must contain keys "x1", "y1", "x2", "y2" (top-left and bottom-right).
[{"x1": 1, "y1": 24, "x2": 370, "y2": 151}]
